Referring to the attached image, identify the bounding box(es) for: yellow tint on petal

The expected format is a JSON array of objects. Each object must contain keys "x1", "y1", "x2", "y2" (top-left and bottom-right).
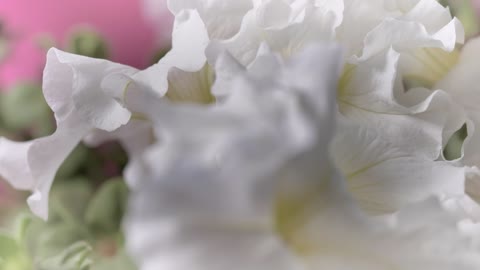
[
  {"x1": 166, "y1": 64, "x2": 216, "y2": 104},
  {"x1": 274, "y1": 175, "x2": 332, "y2": 256},
  {"x1": 404, "y1": 47, "x2": 460, "y2": 89}
]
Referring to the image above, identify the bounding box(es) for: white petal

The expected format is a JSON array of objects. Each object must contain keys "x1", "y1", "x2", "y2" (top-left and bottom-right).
[
  {"x1": 208, "y1": 49, "x2": 246, "y2": 99},
  {"x1": 134, "y1": 9, "x2": 210, "y2": 96},
  {"x1": 466, "y1": 168, "x2": 480, "y2": 207},
  {"x1": 255, "y1": 0, "x2": 293, "y2": 30},
  {"x1": 402, "y1": 0, "x2": 459, "y2": 34},
  {"x1": 44, "y1": 48, "x2": 137, "y2": 131},
  {"x1": 167, "y1": 0, "x2": 253, "y2": 39},
  {"x1": 358, "y1": 17, "x2": 462, "y2": 61},
  {"x1": 340, "y1": 48, "x2": 465, "y2": 159},
  {"x1": 337, "y1": 0, "x2": 388, "y2": 55},
  {"x1": 0, "y1": 114, "x2": 88, "y2": 220},
  {"x1": 332, "y1": 118, "x2": 467, "y2": 215}
]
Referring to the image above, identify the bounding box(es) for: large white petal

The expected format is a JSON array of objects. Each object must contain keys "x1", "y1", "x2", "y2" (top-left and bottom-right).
[
  {"x1": 44, "y1": 48, "x2": 137, "y2": 131},
  {"x1": 332, "y1": 118, "x2": 467, "y2": 215},
  {"x1": 340, "y1": 48, "x2": 465, "y2": 159}
]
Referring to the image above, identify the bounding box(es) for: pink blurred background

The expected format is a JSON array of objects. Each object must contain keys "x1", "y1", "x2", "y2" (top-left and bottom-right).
[{"x1": 0, "y1": 0, "x2": 171, "y2": 89}]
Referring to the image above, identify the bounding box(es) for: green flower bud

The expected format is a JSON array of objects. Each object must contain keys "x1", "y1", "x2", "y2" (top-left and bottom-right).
[
  {"x1": 0, "y1": 83, "x2": 54, "y2": 137},
  {"x1": 66, "y1": 28, "x2": 109, "y2": 59}
]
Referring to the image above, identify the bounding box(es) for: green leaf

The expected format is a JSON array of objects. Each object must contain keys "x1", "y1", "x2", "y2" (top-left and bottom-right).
[
  {"x1": 0, "y1": 83, "x2": 54, "y2": 137},
  {"x1": 443, "y1": 0, "x2": 480, "y2": 38},
  {"x1": 12, "y1": 214, "x2": 33, "y2": 243},
  {"x1": 0, "y1": 232, "x2": 31, "y2": 270},
  {"x1": 66, "y1": 28, "x2": 109, "y2": 59},
  {"x1": 84, "y1": 179, "x2": 129, "y2": 235},
  {"x1": 24, "y1": 181, "x2": 94, "y2": 260},
  {"x1": 444, "y1": 124, "x2": 468, "y2": 160},
  {"x1": 0, "y1": 233, "x2": 19, "y2": 260},
  {"x1": 455, "y1": 0, "x2": 480, "y2": 38},
  {"x1": 25, "y1": 221, "x2": 91, "y2": 261},
  {"x1": 48, "y1": 180, "x2": 93, "y2": 224},
  {"x1": 36, "y1": 241, "x2": 93, "y2": 270},
  {"x1": 56, "y1": 145, "x2": 90, "y2": 179}
]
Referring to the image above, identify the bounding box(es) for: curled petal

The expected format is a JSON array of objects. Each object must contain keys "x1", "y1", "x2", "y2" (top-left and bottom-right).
[{"x1": 44, "y1": 48, "x2": 137, "y2": 131}]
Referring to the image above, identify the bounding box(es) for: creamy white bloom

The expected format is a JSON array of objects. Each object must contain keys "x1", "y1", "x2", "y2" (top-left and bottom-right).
[
  {"x1": 124, "y1": 44, "x2": 480, "y2": 270},
  {"x1": 0, "y1": 1, "x2": 478, "y2": 258}
]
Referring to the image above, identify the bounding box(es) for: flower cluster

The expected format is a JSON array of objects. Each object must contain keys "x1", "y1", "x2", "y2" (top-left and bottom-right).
[{"x1": 2, "y1": 0, "x2": 480, "y2": 269}]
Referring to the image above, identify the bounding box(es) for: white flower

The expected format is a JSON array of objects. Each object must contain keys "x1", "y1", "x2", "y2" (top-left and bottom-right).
[{"x1": 124, "y1": 44, "x2": 480, "y2": 270}]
